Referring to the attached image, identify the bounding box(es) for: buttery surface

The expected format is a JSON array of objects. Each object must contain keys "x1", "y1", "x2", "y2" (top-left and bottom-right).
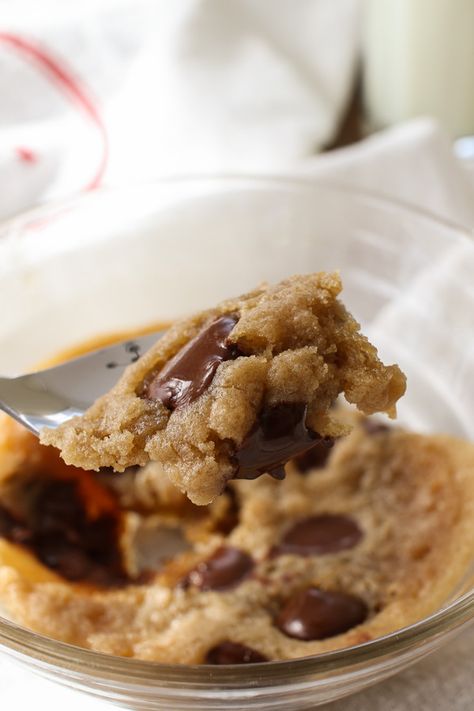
[{"x1": 1, "y1": 415, "x2": 473, "y2": 662}]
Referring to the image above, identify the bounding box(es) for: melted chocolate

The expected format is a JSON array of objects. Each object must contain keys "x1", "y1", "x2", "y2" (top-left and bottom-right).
[
  {"x1": 0, "y1": 479, "x2": 127, "y2": 586},
  {"x1": 185, "y1": 546, "x2": 254, "y2": 591},
  {"x1": 274, "y1": 514, "x2": 362, "y2": 557},
  {"x1": 214, "y1": 486, "x2": 240, "y2": 535},
  {"x1": 143, "y1": 314, "x2": 239, "y2": 409},
  {"x1": 234, "y1": 403, "x2": 320, "y2": 480},
  {"x1": 0, "y1": 504, "x2": 30, "y2": 545},
  {"x1": 292, "y1": 437, "x2": 335, "y2": 473},
  {"x1": 276, "y1": 587, "x2": 368, "y2": 641},
  {"x1": 205, "y1": 641, "x2": 268, "y2": 664}
]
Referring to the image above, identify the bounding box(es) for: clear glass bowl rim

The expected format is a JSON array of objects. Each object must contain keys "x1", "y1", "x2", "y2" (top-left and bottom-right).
[{"x1": 0, "y1": 174, "x2": 473, "y2": 687}]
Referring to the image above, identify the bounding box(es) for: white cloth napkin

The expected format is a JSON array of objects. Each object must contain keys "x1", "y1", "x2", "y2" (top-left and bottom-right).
[{"x1": 299, "y1": 117, "x2": 474, "y2": 227}]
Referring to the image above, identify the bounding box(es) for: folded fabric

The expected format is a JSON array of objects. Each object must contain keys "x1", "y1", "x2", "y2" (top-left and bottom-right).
[
  {"x1": 298, "y1": 118, "x2": 474, "y2": 226},
  {"x1": 0, "y1": 0, "x2": 361, "y2": 219}
]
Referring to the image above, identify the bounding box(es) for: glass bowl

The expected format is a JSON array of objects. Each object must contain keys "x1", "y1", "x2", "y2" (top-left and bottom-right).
[{"x1": 0, "y1": 177, "x2": 473, "y2": 710}]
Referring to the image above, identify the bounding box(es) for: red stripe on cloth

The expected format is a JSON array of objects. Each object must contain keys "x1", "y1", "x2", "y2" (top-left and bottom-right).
[
  {"x1": 15, "y1": 146, "x2": 38, "y2": 163},
  {"x1": 0, "y1": 32, "x2": 108, "y2": 189}
]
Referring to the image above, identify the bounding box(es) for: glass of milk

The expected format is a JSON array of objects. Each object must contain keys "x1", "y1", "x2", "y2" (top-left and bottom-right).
[{"x1": 363, "y1": 0, "x2": 474, "y2": 137}]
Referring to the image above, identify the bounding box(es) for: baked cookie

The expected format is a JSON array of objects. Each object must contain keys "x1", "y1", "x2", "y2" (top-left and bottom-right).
[
  {"x1": 2, "y1": 415, "x2": 473, "y2": 662},
  {"x1": 41, "y1": 274, "x2": 406, "y2": 504}
]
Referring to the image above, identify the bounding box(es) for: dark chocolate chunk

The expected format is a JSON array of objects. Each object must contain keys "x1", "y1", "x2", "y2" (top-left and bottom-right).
[
  {"x1": 205, "y1": 640, "x2": 268, "y2": 664},
  {"x1": 143, "y1": 314, "x2": 239, "y2": 409},
  {"x1": 363, "y1": 419, "x2": 391, "y2": 435},
  {"x1": 214, "y1": 486, "x2": 240, "y2": 535},
  {"x1": 37, "y1": 537, "x2": 95, "y2": 581},
  {"x1": 32, "y1": 480, "x2": 126, "y2": 584},
  {"x1": 234, "y1": 403, "x2": 320, "y2": 480},
  {"x1": 276, "y1": 587, "x2": 368, "y2": 641},
  {"x1": 292, "y1": 437, "x2": 335, "y2": 473},
  {"x1": 185, "y1": 546, "x2": 254, "y2": 591},
  {"x1": 0, "y1": 478, "x2": 127, "y2": 587},
  {"x1": 274, "y1": 514, "x2": 362, "y2": 557},
  {"x1": 0, "y1": 504, "x2": 31, "y2": 545}
]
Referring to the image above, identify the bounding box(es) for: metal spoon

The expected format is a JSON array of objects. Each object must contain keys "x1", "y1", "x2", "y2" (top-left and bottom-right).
[{"x1": 0, "y1": 332, "x2": 163, "y2": 436}]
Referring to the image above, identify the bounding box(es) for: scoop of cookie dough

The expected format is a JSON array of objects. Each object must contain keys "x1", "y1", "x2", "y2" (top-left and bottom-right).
[{"x1": 41, "y1": 273, "x2": 406, "y2": 504}]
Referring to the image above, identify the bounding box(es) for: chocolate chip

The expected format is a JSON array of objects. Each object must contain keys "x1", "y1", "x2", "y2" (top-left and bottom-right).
[
  {"x1": 185, "y1": 546, "x2": 254, "y2": 591},
  {"x1": 292, "y1": 437, "x2": 335, "y2": 473},
  {"x1": 274, "y1": 514, "x2": 362, "y2": 557},
  {"x1": 276, "y1": 587, "x2": 368, "y2": 640},
  {"x1": 205, "y1": 641, "x2": 268, "y2": 664},
  {"x1": 0, "y1": 505, "x2": 31, "y2": 545},
  {"x1": 214, "y1": 486, "x2": 240, "y2": 535},
  {"x1": 142, "y1": 314, "x2": 239, "y2": 409},
  {"x1": 234, "y1": 403, "x2": 321, "y2": 481}
]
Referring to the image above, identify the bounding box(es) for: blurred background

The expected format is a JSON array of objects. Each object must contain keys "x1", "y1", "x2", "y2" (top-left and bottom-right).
[{"x1": 0, "y1": 0, "x2": 473, "y2": 222}]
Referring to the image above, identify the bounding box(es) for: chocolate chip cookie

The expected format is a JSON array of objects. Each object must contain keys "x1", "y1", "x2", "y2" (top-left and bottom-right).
[
  {"x1": 2, "y1": 414, "x2": 473, "y2": 663},
  {"x1": 41, "y1": 274, "x2": 406, "y2": 504}
]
